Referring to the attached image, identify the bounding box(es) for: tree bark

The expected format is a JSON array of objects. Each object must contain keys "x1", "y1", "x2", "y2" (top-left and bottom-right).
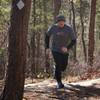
[
  {"x1": 43, "y1": 0, "x2": 51, "y2": 76},
  {"x1": 35, "y1": 0, "x2": 42, "y2": 75},
  {"x1": 31, "y1": 32, "x2": 36, "y2": 79},
  {"x1": 0, "y1": 0, "x2": 31, "y2": 100},
  {"x1": 71, "y1": 0, "x2": 77, "y2": 61},
  {"x1": 53, "y1": 0, "x2": 61, "y2": 21},
  {"x1": 88, "y1": 0, "x2": 97, "y2": 66},
  {"x1": 68, "y1": 0, "x2": 72, "y2": 25},
  {"x1": 31, "y1": 0, "x2": 36, "y2": 80},
  {"x1": 79, "y1": 0, "x2": 87, "y2": 62}
]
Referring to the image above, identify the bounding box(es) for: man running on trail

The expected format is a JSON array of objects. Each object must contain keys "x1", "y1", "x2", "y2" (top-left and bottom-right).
[{"x1": 45, "y1": 15, "x2": 76, "y2": 89}]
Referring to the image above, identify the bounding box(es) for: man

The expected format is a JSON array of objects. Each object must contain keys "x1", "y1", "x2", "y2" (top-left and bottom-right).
[{"x1": 45, "y1": 15, "x2": 76, "y2": 89}]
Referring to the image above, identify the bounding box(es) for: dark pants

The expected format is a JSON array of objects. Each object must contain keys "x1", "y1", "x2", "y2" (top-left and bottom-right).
[{"x1": 52, "y1": 51, "x2": 69, "y2": 83}]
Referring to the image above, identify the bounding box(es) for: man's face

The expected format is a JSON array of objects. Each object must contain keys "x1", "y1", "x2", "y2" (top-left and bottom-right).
[{"x1": 58, "y1": 21, "x2": 65, "y2": 28}]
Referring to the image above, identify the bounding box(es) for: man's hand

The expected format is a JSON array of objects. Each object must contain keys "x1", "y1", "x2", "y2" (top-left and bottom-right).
[{"x1": 61, "y1": 47, "x2": 68, "y2": 53}]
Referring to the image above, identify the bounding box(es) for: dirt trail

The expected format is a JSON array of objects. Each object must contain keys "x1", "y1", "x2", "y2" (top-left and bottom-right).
[{"x1": 24, "y1": 78, "x2": 100, "y2": 100}]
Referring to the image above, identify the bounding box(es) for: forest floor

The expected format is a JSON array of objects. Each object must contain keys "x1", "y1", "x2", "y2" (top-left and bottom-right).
[
  {"x1": 0, "y1": 77, "x2": 100, "y2": 100},
  {"x1": 24, "y1": 78, "x2": 100, "y2": 100}
]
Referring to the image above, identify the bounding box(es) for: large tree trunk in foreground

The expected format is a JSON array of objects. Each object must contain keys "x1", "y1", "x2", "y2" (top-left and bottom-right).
[
  {"x1": 0, "y1": 0, "x2": 31, "y2": 100},
  {"x1": 88, "y1": 0, "x2": 97, "y2": 66}
]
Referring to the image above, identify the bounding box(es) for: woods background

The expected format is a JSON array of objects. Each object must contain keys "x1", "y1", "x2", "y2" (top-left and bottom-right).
[{"x1": 0, "y1": 0, "x2": 100, "y2": 83}]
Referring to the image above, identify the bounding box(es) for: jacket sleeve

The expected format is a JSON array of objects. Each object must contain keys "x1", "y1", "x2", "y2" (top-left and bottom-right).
[
  {"x1": 67, "y1": 39, "x2": 76, "y2": 50},
  {"x1": 45, "y1": 26, "x2": 53, "y2": 49}
]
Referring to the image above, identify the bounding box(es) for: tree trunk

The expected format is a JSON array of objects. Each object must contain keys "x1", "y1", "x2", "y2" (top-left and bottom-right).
[
  {"x1": 31, "y1": 32, "x2": 36, "y2": 79},
  {"x1": 88, "y1": 0, "x2": 97, "y2": 66},
  {"x1": 68, "y1": 0, "x2": 72, "y2": 25},
  {"x1": 43, "y1": 0, "x2": 51, "y2": 76},
  {"x1": 80, "y1": 0, "x2": 87, "y2": 62},
  {"x1": 35, "y1": 0, "x2": 42, "y2": 75},
  {"x1": 71, "y1": 0, "x2": 77, "y2": 61},
  {"x1": 53, "y1": 0, "x2": 61, "y2": 21},
  {"x1": 0, "y1": 0, "x2": 31, "y2": 100},
  {"x1": 0, "y1": 54, "x2": 5, "y2": 80},
  {"x1": 31, "y1": 0, "x2": 36, "y2": 80},
  {"x1": 36, "y1": 32, "x2": 41, "y2": 74}
]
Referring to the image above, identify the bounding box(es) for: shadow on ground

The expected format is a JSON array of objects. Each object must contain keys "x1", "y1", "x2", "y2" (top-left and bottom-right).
[{"x1": 24, "y1": 79, "x2": 100, "y2": 100}]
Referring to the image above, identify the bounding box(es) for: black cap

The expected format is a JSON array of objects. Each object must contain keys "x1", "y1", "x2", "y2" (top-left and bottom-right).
[{"x1": 56, "y1": 15, "x2": 65, "y2": 23}]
